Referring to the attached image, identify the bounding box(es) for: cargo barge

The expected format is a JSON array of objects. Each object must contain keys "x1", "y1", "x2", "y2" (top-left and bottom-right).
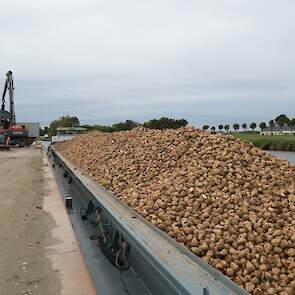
[{"x1": 48, "y1": 145, "x2": 249, "y2": 295}]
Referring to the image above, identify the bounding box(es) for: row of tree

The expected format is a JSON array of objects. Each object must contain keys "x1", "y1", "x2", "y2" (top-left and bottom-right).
[
  {"x1": 42, "y1": 114, "x2": 294, "y2": 136},
  {"x1": 202, "y1": 114, "x2": 295, "y2": 132},
  {"x1": 83, "y1": 118, "x2": 188, "y2": 132},
  {"x1": 203, "y1": 122, "x2": 261, "y2": 132},
  {"x1": 44, "y1": 116, "x2": 188, "y2": 135}
]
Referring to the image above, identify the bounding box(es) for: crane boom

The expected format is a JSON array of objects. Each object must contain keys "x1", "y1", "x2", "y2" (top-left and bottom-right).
[{"x1": 1, "y1": 71, "x2": 15, "y2": 125}]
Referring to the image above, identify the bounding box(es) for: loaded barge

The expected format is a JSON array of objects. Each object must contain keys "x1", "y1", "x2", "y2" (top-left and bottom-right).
[{"x1": 48, "y1": 145, "x2": 249, "y2": 295}]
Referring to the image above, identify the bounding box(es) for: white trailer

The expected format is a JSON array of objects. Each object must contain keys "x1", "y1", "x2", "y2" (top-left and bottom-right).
[{"x1": 17, "y1": 122, "x2": 40, "y2": 138}]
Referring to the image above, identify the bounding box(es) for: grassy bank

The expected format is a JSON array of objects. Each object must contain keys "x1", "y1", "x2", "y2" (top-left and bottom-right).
[{"x1": 233, "y1": 133, "x2": 295, "y2": 151}]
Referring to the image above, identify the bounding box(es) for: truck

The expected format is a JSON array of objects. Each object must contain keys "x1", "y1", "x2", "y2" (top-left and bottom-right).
[{"x1": 16, "y1": 122, "x2": 40, "y2": 144}]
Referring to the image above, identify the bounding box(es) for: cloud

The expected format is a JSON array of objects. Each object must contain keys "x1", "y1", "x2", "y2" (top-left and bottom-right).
[{"x1": 0, "y1": 0, "x2": 294, "y2": 126}]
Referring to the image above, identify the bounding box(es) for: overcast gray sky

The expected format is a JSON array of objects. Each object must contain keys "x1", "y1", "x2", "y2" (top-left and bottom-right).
[{"x1": 0, "y1": 0, "x2": 294, "y2": 127}]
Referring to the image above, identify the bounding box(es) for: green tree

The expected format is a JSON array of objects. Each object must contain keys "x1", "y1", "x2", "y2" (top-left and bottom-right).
[
  {"x1": 259, "y1": 122, "x2": 267, "y2": 130},
  {"x1": 269, "y1": 120, "x2": 275, "y2": 128},
  {"x1": 202, "y1": 125, "x2": 209, "y2": 131},
  {"x1": 49, "y1": 115, "x2": 80, "y2": 135},
  {"x1": 218, "y1": 124, "x2": 224, "y2": 132},
  {"x1": 39, "y1": 127, "x2": 45, "y2": 136},
  {"x1": 113, "y1": 120, "x2": 139, "y2": 131},
  {"x1": 143, "y1": 117, "x2": 188, "y2": 130},
  {"x1": 233, "y1": 123, "x2": 240, "y2": 131},
  {"x1": 275, "y1": 114, "x2": 290, "y2": 128},
  {"x1": 250, "y1": 122, "x2": 257, "y2": 131},
  {"x1": 224, "y1": 124, "x2": 230, "y2": 132},
  {"x1": 88, "y1": 125, "x2": 114, "y2": 132},
  {"x1": 39, "y1": 126, "x2": 49, "y2": 136},
  {"x1": 81, "y1": 124, "x2": 93, "y2": 131},
  {"x1": 242, "y1": 123, "x2": 247, "y2": 130},
  {"x1": 289, "y1": 118, "x2": 295, "y2": 130}
]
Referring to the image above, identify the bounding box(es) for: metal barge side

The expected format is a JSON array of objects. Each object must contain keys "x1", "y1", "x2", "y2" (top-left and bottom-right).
[{"x1": 49, "y1": 146, "x2": 249, "y2": 295}]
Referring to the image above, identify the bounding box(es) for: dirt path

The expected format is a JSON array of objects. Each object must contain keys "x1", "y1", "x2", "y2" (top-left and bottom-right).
[
  {"x1": 0, "y1": 147, "x2": 95, "y2": 295},
  {"x1": 0, "y1": 148, "x2": 61, "y2": 294}
]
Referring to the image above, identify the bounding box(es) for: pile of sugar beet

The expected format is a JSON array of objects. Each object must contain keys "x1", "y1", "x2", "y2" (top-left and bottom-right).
[{"x1": 55, "y1": 127, "x2": 295, "y2": 295}]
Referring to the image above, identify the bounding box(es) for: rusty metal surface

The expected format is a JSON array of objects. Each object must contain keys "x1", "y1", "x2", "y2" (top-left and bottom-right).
[{"x1": 51, "y1": 147, "x2": 249, "y2": 295}]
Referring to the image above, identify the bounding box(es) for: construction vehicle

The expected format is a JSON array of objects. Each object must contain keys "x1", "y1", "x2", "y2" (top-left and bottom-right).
[{"x1": 0, "y1": 71, "x2": 32, "y2": 147}]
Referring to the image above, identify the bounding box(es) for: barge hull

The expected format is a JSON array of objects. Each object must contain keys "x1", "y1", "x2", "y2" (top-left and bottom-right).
[{"x1": 50, "y1": 146, "x2": 249, "y2": 295}]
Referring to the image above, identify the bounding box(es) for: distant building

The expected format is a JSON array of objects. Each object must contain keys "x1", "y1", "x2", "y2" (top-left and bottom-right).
[
  {"x1": 51, "y1": 127, "x2": 87, "y2": 143},
  {"x1": 260, "y1": 125, "x2": 295, "y2": 135}
]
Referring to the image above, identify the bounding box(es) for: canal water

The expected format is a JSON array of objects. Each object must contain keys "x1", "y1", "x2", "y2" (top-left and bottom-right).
[
  {"x1": 269, "y1": 151, "x2": 295, "y2": 165},
  {"x1": 42, "y1": 141, "x2": 51, "y2": 149}
]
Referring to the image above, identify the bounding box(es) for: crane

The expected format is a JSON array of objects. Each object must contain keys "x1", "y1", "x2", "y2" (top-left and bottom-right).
[
  {"x1": 0, "y1": 71, "x2": 31, "y2": 148},
  {"x1": 0, "y1": 70, "x2": 15, "y2": 128}
]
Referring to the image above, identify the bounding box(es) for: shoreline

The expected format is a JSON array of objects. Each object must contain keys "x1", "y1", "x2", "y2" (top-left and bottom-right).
[{"x1": 233, "y1": 133, "x2": 295, "y2": 152}]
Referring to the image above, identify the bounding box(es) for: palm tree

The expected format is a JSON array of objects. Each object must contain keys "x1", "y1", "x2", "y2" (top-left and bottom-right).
[
  {"x1": 224, "y1": 124, "x2": 230, "y2": 132},
  {"x1": 242, "y1": 123, "x2": 247, "y2": 131},
  {"x1": 202, "y1": 125, "x2": 209, "y2": 131},
  {"x1": 218, "y1": 125, "x2": 224, "y2": 132}
]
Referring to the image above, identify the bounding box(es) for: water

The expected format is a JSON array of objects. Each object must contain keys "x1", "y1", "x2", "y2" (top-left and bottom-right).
[
  {"x1": 269, "y1": 151, "x2": 295, "y2": 165},
  {"x1": 41, "y1": 140, "x2": 51, "y2": 150}
]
